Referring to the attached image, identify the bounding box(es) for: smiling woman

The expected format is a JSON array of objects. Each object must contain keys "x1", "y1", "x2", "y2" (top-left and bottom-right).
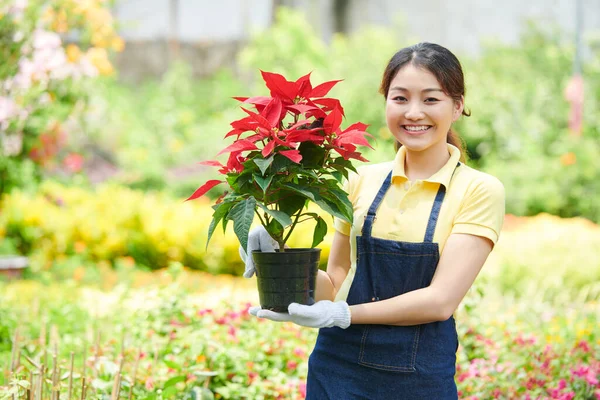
[
  {"x1": 381, "y1": 43, "x2": 471, "y2": 167},
  {"x1": 244, "y1": 42, "x2": 505, "y2": 400}
]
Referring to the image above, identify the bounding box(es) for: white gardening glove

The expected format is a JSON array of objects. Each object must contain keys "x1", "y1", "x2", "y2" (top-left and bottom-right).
[
  {"x1": 238, "y1": 225, "x2": 279, "y2": 278},
  {"x1": 248, "y1": 301, "x2": 352, "y2": 329}
]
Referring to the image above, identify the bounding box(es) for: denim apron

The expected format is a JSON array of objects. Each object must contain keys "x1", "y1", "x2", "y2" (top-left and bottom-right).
[{"x1": 306, "y1": 164, "x2": 460, "y2": 400}]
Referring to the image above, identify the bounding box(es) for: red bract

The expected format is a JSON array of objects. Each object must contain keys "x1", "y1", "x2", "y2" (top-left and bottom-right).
[{"x1": 187, "y1": 70, "x2": 373, "y2": 253}]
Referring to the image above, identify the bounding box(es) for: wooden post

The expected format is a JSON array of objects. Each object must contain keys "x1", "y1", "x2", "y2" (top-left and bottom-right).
[{"x1": 68, "y1": 352, "x2": 75, "y2": 399}]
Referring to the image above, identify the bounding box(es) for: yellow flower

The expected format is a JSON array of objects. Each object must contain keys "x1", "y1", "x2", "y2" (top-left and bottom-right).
[
  {"x1": 111, "y1": 36, "x2": 125, "y2": 52},
  {"x1": 560, "y1": 152, "x2": 576, "y2": 166},
  {"x1": 86, "y1": 47, "x2": 114, "y2": 76},
  {"x1": 51, "y1": 9, "x2": 69, "y2": 33},
  {"x1": 42, "y1": 7, "x2": 55, "y2": 24},
  {"x1": 66, "y1": 44, "x2": 82, "y2": 63}
]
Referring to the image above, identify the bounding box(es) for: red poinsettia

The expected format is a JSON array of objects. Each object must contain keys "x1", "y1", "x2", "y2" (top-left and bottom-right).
[{"x1": 187, "y1": 71, "x2": 373, "y2": 252}]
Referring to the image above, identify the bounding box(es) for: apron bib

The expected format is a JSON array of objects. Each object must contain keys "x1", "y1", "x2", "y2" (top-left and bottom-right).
[{"x1": 307, "y1": 165, "x2": 460, "y2": 400}]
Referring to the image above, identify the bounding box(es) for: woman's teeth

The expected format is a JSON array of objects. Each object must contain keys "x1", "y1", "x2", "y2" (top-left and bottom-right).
[{"x1": 403, "y1": 125, "x2": 430, "y2": 132}]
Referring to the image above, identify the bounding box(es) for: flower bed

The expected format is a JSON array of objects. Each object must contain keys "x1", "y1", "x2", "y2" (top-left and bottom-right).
[{"x1": 0, "y1": 272, "x2": 598, "y2": 399}]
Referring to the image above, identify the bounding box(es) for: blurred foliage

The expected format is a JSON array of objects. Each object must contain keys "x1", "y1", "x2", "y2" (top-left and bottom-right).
[
  {"x1": 0, "y1": 0, "x2": 123, "y2": 197},
  {"x1": 0, "y1": 181, "x2": 338, "y2": 274},
  {"x1": 0, "y1": 269, "x2": 598, "y2": 398},
  {"x1": 77, "y1": 8, "x2": 600, "y2": 222},
  {"x1": 1, "y1": 182, "x2": 600, "y2": 305},
  {"x1": 84, "y1": 65, "x2": 247, "y2": 198}
]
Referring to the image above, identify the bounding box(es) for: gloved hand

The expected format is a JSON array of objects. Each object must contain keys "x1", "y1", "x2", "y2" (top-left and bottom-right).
[
  {"x1": 238, "y1": 225, "x2": 279, "y2": 278},
  {"x1": 248, "y1": 300, "x2": 352, "y2": 329}
]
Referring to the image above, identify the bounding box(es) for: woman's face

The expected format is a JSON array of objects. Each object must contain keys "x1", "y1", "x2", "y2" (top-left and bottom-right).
[{"x1": 385, "y1": 63, "x2": 463, "y2": 154}]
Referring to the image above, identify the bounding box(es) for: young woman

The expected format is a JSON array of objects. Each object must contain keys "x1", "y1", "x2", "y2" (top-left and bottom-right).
[{"x1": 240, "y1": 42, "x2": 505, "y2": 399}]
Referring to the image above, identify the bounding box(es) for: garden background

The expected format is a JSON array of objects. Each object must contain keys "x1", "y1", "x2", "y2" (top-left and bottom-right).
[{"x1": 0, "y1": 0, "x2": 599, "y2": 399}]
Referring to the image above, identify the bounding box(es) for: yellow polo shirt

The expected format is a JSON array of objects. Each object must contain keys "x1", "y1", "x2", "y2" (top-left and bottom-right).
[{"x1": 333, "y1": 144, "x2": 505, "y2": 302}]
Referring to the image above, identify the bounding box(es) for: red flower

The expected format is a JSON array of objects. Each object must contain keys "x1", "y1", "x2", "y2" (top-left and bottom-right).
[
  {"x1": 63, "y1": 153, "x2": 84, "y2": 173},
  {"x1": 187, "y1": 70, "x2": 372, "y2": 252}
]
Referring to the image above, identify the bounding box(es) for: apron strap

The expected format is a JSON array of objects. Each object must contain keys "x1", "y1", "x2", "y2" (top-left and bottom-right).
[
  {"x1": 423, "y1": 162, "x2": 461, "y2": 243},
  {"x1": 362, "y1": 162, "x2": 461, "y2": 240},
  {"x1": 362, "y1": 171, "x2": 393, "y2": 237}
]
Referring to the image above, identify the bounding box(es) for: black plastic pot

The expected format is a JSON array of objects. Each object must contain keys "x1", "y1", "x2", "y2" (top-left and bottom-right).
[{"x1": 252, "y1": 248, "x2": 320, "y2": 312}]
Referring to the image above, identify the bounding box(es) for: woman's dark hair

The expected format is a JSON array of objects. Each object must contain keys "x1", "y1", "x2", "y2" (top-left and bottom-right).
[{"x1": 379, "y1": 42, "x2": 470, "y2": 162}]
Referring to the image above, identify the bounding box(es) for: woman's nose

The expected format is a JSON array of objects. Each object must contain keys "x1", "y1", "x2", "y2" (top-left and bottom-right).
[{"x1": 404, "y1": 102, "x2": 424, "y2": 120}]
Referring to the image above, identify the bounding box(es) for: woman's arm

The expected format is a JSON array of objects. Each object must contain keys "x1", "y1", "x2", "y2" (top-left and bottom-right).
[
  {"x1": 315, "y1": 230, "x2": 352, "y2": 302},
  {"x1": 349, "y1": 233, "x2": 493, "y2": 325}
]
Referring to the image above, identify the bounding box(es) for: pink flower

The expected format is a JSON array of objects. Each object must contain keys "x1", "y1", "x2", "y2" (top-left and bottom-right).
[
  {"x1": 144, "y1": 377, "x2": 154, "y2": 390},
  {"x1": 558, "y1": 379, "x2": 567, "y2": 390},
  {"x1": 571, "y1": 366, "x2": 598, "y2": 386},
  {"x1": 576, "y1": 340, "x2": 591, "y2": 353},
  {"x1": 63, "y1": 153, "x2": 84, "y2": 173},
  {"x1": 33, "y1": 29, "x2": 61, "y2": 50},
  {"x1": 287, "y1": 360, "x2": 297, "y2": 370},
  {"x1": 0, "y1": 96, "x2": 18, "y2": 123},
  {"x1": 558, "y1": 392, "x2": 575, "y2": 400},
  {"x1": 7, "y1": 0, "x2": 27, "y2": 16},
  {"x1": 293, "y1": 347, "x2": 306, "y2": 358},
  {"x1": 549, "y1": 379, "x2": 567, "y2": 399},
  {"x1": 227, "y1": 311, "x2": 241, "y2": 319},
  {"x1": 298, "y1": 381, "x2": 306, "y2": 398},
  {"x1": 228, "y1": 325, "x2": 237, "y2": 337}
]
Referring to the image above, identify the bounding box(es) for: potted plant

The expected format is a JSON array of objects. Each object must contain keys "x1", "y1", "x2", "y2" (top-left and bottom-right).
[{"x1": 186, "y1": 71, "x2": 372, "y2": 311}]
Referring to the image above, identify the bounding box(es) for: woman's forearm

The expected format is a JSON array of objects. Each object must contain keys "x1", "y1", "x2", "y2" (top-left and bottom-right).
[
  {"x1": 315, "y1": 269, "x2": 336, "y2": 302},
  {"x1": 349, "y1": 287, "x2": 449, "y2": 326}
]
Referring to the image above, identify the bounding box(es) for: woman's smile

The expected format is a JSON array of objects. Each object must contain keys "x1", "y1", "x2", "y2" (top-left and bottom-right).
[{"x1": 401, "y1": 124, "x2": 433, "y2": 136}]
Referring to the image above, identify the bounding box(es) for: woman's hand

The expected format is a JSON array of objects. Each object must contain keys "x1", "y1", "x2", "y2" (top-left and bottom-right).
[
  {"x1": 248, "y1": 300, "x2": 352, "y2": 329},
  {"x1": 238, "y1": 226, "x2": 279, "y2": 278}
]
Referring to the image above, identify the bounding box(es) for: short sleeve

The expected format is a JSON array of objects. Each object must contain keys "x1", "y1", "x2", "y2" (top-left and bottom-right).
[
  {"x1": 333, "y1": 170, "x2": 359, "y2": 236},
  {"x1": 451, "y1": 175, "x2": 505, "y2": 245}
]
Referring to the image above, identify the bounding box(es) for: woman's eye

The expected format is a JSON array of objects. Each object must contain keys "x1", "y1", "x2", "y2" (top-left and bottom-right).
[
  {"x1": 425, "y1": 98, "x2": 439, "y2": 102},
  {"x1": 392, "y1": 96, "x2": 407, "y2": 101}
]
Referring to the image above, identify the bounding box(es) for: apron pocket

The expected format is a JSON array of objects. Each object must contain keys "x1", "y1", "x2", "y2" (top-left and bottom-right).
[{"x1": 358, "y1": 324, "x2": 421, "y2": 372}]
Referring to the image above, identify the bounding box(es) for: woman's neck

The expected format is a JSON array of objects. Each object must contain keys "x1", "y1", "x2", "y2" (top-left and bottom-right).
[{"x1": 404, "y1": 142, "x2": 450, "y2": 181}]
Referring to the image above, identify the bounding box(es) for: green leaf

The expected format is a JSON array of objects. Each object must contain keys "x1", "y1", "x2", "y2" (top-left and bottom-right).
[
  {"x1": 331, "y1": 171, "x2": 343, "y2": 183},
  {"x1": 298, "y1": 141, "x2": 326, "y2": 168},
  {"x1": 162, "y1": 386, "x2": 178, "y2": 397},
  {"x1": 254, "y1": 174, "x2": 273, "y2": 193},
  {"x1": 271, "y1": 154, "x2": 293, "y2": 172},
  {"x1": 277, "y1": 194, "x2": 307, "y2": 216},
  {"x1": 257, "y1": 203, "x2": 292, "y2": 227},
  {"x1": 253, "y1": 156, "x2": 274, "y2": 176},
  {"x1": 163, "y1": 359, "x2": 181, "y2": 371},
  {"x1": 228, "y1": 197, "x2": 257, "y2": 253},
  {"x1": 163, "y1": 375, "x2": 186, "y2": 388},
  {"x1": 325, "y1": 186, "x2": 354, "y2": 223},
  {"x1": 332, "y1": 157, "x2": 358, "y2": 177},
  {"x1": 282, "y1": 184, "x2": 347, "y2": 221},
  {"x1": 266, "y1": 218, "x2": 284, "y2": 239},
  {"x1": 206, "y1": 201, "x2": 235, "y2": 250},
  {"x1": 312, "y1": 216, "x2": 328, "y2": 247}
]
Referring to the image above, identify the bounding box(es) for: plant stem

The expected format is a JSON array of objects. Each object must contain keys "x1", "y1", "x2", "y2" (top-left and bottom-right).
[
  {"x1": 255, "y1": 210, "x2": 266, "y2": 228},
  {"x1": 282, "y1": 210, "x2": 302, "y2": 246},
  {"x1": 67, "y1": 352, "x2": 74, "y2": 400}
]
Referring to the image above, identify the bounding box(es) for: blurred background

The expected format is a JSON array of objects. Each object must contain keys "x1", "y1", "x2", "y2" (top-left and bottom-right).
[{"x1": 0, "y1": 0, "x2": 599, "y2": 399}]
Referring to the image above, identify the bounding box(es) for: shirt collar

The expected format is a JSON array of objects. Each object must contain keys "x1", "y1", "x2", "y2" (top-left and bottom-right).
[{"x1": 391, "y1": 143, "x2": 461, "y2": 188}]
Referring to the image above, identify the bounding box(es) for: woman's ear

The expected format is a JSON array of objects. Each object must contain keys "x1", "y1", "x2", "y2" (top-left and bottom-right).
[{"x1": 453, "y1": 95, "x2": 465, "y2": 121}]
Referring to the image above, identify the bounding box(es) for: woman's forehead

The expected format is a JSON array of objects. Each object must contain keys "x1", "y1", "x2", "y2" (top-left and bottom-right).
[{"x1": 390, "y1": 64, "x2": 441, "y2": 89}]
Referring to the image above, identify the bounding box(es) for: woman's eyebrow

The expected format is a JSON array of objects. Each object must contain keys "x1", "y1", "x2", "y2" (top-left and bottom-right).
[{"x1": 390, "y1": 86, "x2": 444, "y2": 93}]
